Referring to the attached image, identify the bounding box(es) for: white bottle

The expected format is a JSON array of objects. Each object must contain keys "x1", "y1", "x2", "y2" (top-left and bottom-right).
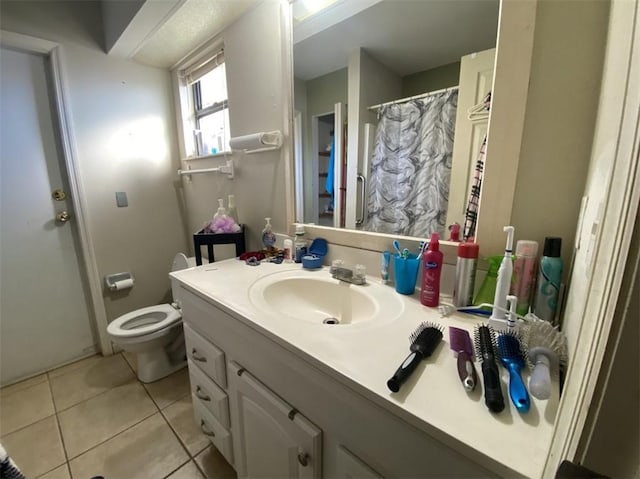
[
  {"x1": 293, "y1": 225, "x2": 307, "y2": 263},
  {"x1": 283, "y1": 238, "x2": 293, "y2": 263},
  {"x1": 227, "y1": 194, "x2": 238, "y2": 224}
]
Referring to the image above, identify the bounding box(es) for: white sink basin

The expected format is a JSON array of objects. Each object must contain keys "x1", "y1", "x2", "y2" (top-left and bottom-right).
[{"x1": 248, "y1": 269, "x2": 404, "y2": 326}]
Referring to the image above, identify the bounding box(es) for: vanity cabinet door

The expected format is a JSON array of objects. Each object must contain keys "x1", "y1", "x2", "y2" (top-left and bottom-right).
[
  {"x1": 228, "y1": 361, "x2": 322, "y2": 479},
  {"x1": 335, "y1": 446, "x2": 383, "y2": 479}
]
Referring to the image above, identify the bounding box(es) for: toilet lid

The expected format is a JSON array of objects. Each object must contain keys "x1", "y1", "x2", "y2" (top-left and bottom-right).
[
  {"x1": 107, "y1": 304, "x2": 181, "y2": 338},
  {"x1": 171, "y1": 253, "x2": 191, "y2": 272}
]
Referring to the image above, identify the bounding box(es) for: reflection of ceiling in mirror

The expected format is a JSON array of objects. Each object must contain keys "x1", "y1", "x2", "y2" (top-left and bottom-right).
[{"x1": 293, "y1": 0, "x2": 499, "y2": 81}]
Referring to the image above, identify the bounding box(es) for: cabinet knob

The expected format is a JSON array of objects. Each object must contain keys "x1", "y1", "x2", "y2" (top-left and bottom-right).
[
  {"x1": 297, "y1": 448, "x2": 309, "y2": 467},
  {"x1": 200, "y1": 420, "x2": 216, "y2": 437},
  {"x1": 195, "y1": 386, "x2": 211, "y2": 401},
  {"x1": 191, "y1": 348, "x2": 207, "y2": 362}
]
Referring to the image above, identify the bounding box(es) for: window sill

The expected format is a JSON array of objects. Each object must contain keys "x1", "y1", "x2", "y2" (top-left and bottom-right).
[{"x1": 182, "y1": 151, "x2": 232, "y2": 162}]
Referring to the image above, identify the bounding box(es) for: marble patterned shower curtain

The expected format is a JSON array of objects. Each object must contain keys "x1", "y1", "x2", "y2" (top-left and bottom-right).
[{"x1": 366, "y1": 90, "x2": 457, "y2": 237}]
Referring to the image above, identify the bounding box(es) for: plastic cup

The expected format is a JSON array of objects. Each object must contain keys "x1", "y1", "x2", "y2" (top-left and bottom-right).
[{"x1": 393, "y1": 253, "x2": 421, "y2": 295}]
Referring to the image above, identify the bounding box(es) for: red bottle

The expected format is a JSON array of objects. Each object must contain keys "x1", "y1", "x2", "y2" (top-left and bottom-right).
[{"x1": 420, "y1": 233, "x2": 444, "y2": 307}]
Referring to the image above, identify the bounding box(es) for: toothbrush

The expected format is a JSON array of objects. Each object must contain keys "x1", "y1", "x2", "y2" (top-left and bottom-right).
[
  {"x1": 492, "y1": 226, "x2": 515, "y2": 320},
  {"x1": 506, "y1": 295, "x2": 518, "y2": 330},
  {"x1": 497, "y1": 332, "x2": 530, "y2": 413},
  {"x1": 439, "y1": 303, "x2": 528, "y2": 322},
  {"x1": 474, "y1": 325, "x2": 505, "y2": 413},
  {"x1": 416, "y1": 240, "x2": 428, "y2": 260},
  {"x1": 392, "y1": 240, "x2": 402, "y2": 256}
]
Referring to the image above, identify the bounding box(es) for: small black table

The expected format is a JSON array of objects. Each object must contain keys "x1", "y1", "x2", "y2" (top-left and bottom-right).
[{"x1": 193, "y1": 225, "x2": 246, "y2": 265}]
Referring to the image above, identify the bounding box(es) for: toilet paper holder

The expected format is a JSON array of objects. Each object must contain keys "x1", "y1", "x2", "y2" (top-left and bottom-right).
[{"x1": 105, "y1": 272, "x2": 134, "y2": 291}]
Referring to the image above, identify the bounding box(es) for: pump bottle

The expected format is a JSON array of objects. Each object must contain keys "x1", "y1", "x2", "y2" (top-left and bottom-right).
[
  {"x1": 420, "y1": 233, "x2": 443, "y2": 307},
  {"x1": 262, "y1": 218, "x2": 276, "y2": 249}
]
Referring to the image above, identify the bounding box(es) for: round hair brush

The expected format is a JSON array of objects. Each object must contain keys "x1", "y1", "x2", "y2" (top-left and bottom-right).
[
  {"x1": 523, "y1": 320, "x2": 568, "y2": 400},
  {"x1": 387, "y1": 322, "x2": 443, "y2": 393},
  {"x1": 474, "y1": 324, "x2": 505, "y2": 413},
  {"x1": 497, "y1": 332, "x2": 530, "y2": 413}
]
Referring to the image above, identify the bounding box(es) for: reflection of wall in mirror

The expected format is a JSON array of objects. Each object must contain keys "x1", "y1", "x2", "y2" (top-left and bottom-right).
[{"x1": 295, "y1": 69, "x2": 347, "y2": 223}]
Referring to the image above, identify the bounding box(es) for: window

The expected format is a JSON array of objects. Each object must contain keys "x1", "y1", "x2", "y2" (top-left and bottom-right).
[
  {"x1": 192, "y1": 62, "x2": 230, "y2": 155},
  {"x1": 178, "y1": 48, "x2": 231, "y2": 157}
]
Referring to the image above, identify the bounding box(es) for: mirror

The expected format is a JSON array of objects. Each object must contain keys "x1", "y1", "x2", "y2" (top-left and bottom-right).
[{"x1": 292, "y1": 0, "x2": 499, "y2": 241}]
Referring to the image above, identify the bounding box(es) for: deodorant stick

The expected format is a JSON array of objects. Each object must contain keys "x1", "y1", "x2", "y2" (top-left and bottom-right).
[{"x1": 452, "y1": 241, "x2": 480, "y2": 307}]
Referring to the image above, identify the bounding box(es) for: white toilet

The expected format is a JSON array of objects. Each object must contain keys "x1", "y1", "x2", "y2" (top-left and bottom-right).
[{"x1": 107, "y1": 253, "x2": 193, "y2": 383}]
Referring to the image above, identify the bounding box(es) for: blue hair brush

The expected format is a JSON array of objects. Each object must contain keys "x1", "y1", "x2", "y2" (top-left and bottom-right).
[{"x1": 497, "y1": 332, "x2": 530, "y2": 413}]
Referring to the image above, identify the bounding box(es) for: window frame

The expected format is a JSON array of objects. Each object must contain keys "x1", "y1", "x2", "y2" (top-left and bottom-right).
[{"x1": 172, "y1": 40, "x2": 230, "y2": 161}]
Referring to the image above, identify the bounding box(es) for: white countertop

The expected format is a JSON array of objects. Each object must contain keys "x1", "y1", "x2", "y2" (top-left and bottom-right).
[{"x1": 171, "y1": 259, "x2": 557, "y2": 478}]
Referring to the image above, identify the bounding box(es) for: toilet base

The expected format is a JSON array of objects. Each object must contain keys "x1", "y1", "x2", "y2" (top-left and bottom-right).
[{"x1": 136, "y1": 346, "x2": 187, "y2": 383}]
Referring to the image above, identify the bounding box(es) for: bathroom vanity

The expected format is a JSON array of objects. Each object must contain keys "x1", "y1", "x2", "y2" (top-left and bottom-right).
[{"x1": 171, "y1": 260, "x2": 557, "y2": 478}]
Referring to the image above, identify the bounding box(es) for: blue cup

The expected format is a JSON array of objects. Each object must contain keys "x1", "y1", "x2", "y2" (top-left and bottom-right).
[{"x1": 393, "y1": 253, "x2": 421, "y2": 295}]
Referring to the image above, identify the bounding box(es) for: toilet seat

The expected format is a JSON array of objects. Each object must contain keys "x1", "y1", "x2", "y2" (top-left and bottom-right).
[{"x1": 107, "y1": 304, "x2": 181, "y2": 339}]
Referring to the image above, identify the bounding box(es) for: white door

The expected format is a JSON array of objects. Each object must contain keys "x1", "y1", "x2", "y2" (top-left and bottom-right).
[
  {"x1": 446, "y1": 48, "x2": 496, "y2": 230},
  {"x1": 333, "y1": 102, "x2": 345, "y2": 228},
  {"x1": 0, "y1": 47, "x2": 96, "y2": 386},
  {"x1": 228, "y1": 361, "x2": 322, "y2": 479}
]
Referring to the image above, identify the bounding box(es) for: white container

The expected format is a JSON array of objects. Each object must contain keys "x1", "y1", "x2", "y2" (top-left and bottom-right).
[{"x1": 283, "y1": 238, "x2": 293, "y2": 263}]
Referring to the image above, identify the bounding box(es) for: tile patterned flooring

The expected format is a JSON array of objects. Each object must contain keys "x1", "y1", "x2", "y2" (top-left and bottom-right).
[{"x1": 0, "y1": 353, "x2": 236, "y2": 479}]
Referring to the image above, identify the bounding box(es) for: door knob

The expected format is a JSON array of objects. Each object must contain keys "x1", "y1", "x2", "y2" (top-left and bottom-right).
[
  {"x1": 52, "y1": 189, "x2": 66, "y2": 201},
  {"x1": 56, "y1": 211, "x2": 71, "y2": 223}
]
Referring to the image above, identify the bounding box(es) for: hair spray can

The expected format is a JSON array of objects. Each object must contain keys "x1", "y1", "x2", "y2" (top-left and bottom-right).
[
  {"x1": 510, "y1": 240, "x2": 539, "y2": 316},
  {"x1": 533, "y1": 237, "x2": 563, "y2": 323},
  {"x1": 452, "y1": 241, "x2": 479, "y2": 307}
]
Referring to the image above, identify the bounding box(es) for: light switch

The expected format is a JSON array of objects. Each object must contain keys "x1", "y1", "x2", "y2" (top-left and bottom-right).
[{"x1": 115, "y1": 191, "x2": 128, "y2": 207}]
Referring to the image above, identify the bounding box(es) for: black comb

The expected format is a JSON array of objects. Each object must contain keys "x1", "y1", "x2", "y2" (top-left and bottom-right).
[
  {"x1": 474, "y1": 325, "x2": 505, "y2": 413},
  {"x1": 387, "y1": 322, "x2": 443, "y2": 393}
]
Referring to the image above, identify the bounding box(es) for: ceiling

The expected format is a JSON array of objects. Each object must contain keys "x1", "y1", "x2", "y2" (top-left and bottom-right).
[
  {"x1": 293, "y1": 0, "x2": 500, "y2": 81},
  {"x1": 104, "y1": 0, "x2": 499, "y2": 76},
  {"x1": 104, "y1": 0, "x2": 258, "y2": 69}
]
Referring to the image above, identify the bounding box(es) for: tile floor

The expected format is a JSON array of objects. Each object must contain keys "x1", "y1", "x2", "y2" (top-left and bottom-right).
[{"x1": 0, "y1": 353, "x2": 236, "y2": 479}]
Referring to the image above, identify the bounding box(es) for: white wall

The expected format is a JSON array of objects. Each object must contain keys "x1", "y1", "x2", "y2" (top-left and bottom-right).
[
  {"x1": 178, "y1": 0, "x2": 290, "y2": 252},
  {"x1": 346, "y1": 48, "x2": 402, "y2": 228},
  {"x1": 1, "y1": 1, "x2": 189, "y2": 322},
  {"x1": 101, "y1": 0, "x2": 144, "y2": 52},
  {"x1": 510, "y1": 0, "x2": 609, "y2": 271}
]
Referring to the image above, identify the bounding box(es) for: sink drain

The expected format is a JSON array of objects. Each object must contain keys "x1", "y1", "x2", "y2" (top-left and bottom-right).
[{"x1": 323, "y1": 317, "x2": 340, "y2": 325}]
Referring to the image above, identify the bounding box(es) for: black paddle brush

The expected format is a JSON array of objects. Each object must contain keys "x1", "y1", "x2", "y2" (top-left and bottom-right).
[{"x1": 387, "y1": 322, "x2": 443, "y2": 393}]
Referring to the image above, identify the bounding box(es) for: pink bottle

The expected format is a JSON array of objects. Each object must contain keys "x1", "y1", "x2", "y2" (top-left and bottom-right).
[
  {"x1": 510, "y1": 240, "x2": 539, "y2": 316},
  {"x1": 420, "y1": 233, "x2": 444, "y2": 307}
]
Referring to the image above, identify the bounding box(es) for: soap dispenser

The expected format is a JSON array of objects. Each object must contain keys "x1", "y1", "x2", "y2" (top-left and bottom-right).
[
  {"x1": 262, "y1": 217, "x2": 276, "y2": 249},
  {"x1": 213, "y1": 198, "x2": 227, "y2": 220}
]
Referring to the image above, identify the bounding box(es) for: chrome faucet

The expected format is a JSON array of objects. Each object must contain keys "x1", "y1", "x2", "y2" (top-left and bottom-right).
[{"x1": 330, "y1": 263, "x2": 366, "y2": 285}]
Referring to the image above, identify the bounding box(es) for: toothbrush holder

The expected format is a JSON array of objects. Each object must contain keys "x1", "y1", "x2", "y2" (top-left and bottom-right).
[{"x1": 393, "y1": 253, "x2": 421, "y2": 295}]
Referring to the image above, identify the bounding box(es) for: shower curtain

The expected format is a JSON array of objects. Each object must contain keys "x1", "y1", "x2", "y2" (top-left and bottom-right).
[{"x1": 365, "y1": 90, "x2": 457, "y2": 238}]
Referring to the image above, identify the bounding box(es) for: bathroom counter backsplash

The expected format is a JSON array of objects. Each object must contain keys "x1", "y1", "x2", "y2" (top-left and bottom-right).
[{"x1": 170, "y1": 259, "x2": 557, "y2": 478}]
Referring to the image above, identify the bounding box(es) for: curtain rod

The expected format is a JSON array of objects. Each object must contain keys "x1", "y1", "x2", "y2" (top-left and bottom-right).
[{"x1": 367, "y1": 85, "x2": 459, "y2": 111}]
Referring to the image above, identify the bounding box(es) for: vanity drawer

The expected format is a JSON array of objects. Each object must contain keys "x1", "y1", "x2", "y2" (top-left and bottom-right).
[
  {"x1": 192, "y1": 394, "x2": 234, "y2": 466},
  {"x1": 188, "y1": 358, "x2": 230, "y2": 428},
  {"x1": 184, "y1": 323, "x2": 227, "y2": 388}
]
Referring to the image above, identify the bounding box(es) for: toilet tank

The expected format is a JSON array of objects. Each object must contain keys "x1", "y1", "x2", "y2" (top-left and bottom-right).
[{"x1": 171, "y1": 253, "x2": 195, "y2": 304}]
